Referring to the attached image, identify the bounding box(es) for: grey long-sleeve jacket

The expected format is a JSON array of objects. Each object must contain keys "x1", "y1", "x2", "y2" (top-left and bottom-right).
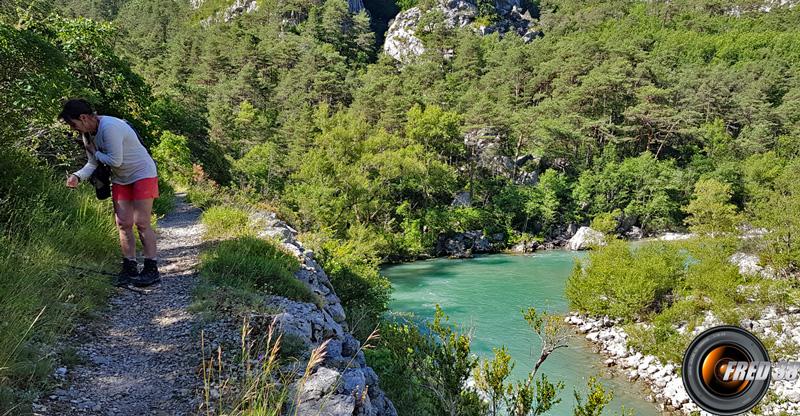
[{"x1": 72, "y1": 116, "x2": 157, "y2": 185}]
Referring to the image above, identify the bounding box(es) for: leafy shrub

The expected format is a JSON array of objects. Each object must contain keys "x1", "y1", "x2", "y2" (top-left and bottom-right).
[
  {"x1": 152, "y1": 177, "x2": 175, "y2": 216},
  {"x1": 683, "y1": 178, "x2": 741, "y2": 235},
  {"x1": 201, "y1": 205, "x2": 252, "y2": 240},
  {"x1": 566, "y1": 240, "x2": 685, "y2": 321},
  {"x1": 199, "y1": 237, "x2": 312, "y2": 304},
  {"x1": 187, "y1": 165, "x2": 222, "y2": 209},
  {"x1": 151, "y1": 131, "x2": 193, "y2": 185},
  {"x1": 232, "y1": 142, "x2": 285, "y2": 198},
  {"x1": 589, "y1": 210, "x2": 621, "y2": 235},
  {"x1": 625, "y1": 302, "x2": 696, "y2": 364}
]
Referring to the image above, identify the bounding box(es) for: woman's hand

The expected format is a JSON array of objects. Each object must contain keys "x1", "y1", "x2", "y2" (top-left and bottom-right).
[
  {"x1": 85, "y1": 142, "x2": 97, "y2": 154},
  {"x1": 66, "y1": 174, "x2": 79, "y2": 188}
]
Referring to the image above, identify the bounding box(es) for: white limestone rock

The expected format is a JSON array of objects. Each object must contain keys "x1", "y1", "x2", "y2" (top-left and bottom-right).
[{"x1": 568, "y1": 226, "x2": 606, "y2": 250}]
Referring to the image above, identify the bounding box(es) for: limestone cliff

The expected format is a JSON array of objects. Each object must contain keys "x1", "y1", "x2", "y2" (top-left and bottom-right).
[{"x1": 384, "y1": 0, "x2": 539, "y2": 63}]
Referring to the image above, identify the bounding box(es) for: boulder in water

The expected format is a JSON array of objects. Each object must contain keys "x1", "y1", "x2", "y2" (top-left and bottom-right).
[{"x1": 567, "y1": 226, "x2": 605, "y2": 250}]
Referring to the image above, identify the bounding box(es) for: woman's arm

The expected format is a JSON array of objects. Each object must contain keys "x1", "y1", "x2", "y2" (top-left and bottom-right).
[
  {"x1": 72, "y1": 134, "x2": 99, "y2": 181},
  {"x1": 93, "y1": 121, "x2": 124, "y2": 168}
]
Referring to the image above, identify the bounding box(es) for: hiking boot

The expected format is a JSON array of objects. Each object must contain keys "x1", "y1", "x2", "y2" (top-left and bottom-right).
[
  {"x1": 114, "y1": 258, "x2": 139, "y2": 287},
  {"x1": 132, "y1": 258, "x2": 160, "y2": 287}
]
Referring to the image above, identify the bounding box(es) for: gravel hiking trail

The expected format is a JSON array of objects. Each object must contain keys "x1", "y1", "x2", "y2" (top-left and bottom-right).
[{"x1": 43, "y1": 195, "x2": 204, "y2": 416}]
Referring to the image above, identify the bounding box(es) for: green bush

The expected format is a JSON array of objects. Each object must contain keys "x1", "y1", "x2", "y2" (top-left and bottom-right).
[
  {"x1": 590, "y1": 210, "x2": 621, "y2": 235},
  {"x1": 201, "y1": 205, "x2": 252, "y2": 240},
  {"x1": 152, "y1": 131, "x2": 193, "y2": 185},
  {"x1": 186, "y1": 183, "x2": 222, "y2": 209},
  {"x1": 199, "y1": 236, "x2": 313, "y2": 304},
  {"x1": 152, "y1": 177, "x2": 175, "y2": 216},
  {"x1": 232, "y1": 142, "x2": 285, "y2": 198},
  {"x1": 565, "y1": 240, "x2": 685, "y2": 321}
]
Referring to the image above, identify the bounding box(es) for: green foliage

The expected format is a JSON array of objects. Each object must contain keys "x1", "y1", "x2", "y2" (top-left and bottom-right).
[
  {"x1": 572, "y1": 377, "x2": 613, "y2": 416},
  {"x1": 573, "y1": 151, "x2": 686, "y2": 233},
  {"x1": 187, "y1": 166, "x2": 224, "y2": 209},
  {"x1": 566, "y1": 240, "x2": 685, "y2": 321},
  {"x1": 684, "y1": 178, "x2": 742, "y2": 235},
  {"x1": 153, "y1": 176, "x2": 176, "y2": 216},
  {"x1": 0, "y1": 149, "x2": 117, "y2": 411},
  {"x1": 373, "y1": 306, "x2": 481, "y2": 416},
  {"x1": 199, "y1": 236, "x2": 313, "y2": 304},
  {"x1": 504, "y1": 373, "x2": 564, "y2": 416},
  {"x1": 152, "y1": 131, "x2": 193, "y2": 185},
  {"x1": 473, "y1": 347, "x2": 513, "y2": 416},
  {"x1": 589, "y1": 210, "x2": 620, "y2": 235},
  {"x1": 406, "y1": 104, "x2": 464, "y2": 162},
  {"x1": 527, "y1": 169, "x2": 574, "y2": 236},
  {"x1": 201, "y1": 205, "x2": 253, "y2": 240},
  {"x1": 750, "y1": 159, "x2": 800, "y2": 275},
  {"x1": 372, "y1": 306, "x2": 576, "y2": 416},
  {"x1": 396, "y1": 0, "x2": 419, "y2": 11},
  {"x1": 232, "y1": 142, "x2": 285, "y2": 199}
]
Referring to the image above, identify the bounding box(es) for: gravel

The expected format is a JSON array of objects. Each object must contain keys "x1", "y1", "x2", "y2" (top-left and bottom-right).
[{"x1": 40, "y1": 195, "x2": 204, "y2": 415}]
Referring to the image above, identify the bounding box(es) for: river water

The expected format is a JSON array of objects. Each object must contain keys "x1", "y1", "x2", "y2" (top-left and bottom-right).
[{"x1": 383, "y1": 252, "x2": 662, "y2": 415}]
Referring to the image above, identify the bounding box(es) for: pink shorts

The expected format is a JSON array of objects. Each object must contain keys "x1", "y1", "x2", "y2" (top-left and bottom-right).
[{"x1": 112, "y1": 177, "x2": 159, "y2": 201}]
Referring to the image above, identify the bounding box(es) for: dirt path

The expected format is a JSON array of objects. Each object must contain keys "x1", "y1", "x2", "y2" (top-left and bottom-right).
[{"x1": 44, "y1": 195, "x2": 204, "y2": 416}]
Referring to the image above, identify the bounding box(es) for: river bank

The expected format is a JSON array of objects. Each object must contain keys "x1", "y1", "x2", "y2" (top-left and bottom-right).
[{"x1": 566, "y1": 308, "x2": 800, "y2": 415}]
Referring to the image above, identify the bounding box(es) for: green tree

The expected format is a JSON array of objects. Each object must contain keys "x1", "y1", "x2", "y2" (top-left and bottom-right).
[
  {"x1": 473, "y1": 347, "x2": 513, "y2": 416},
  {"x1": 683, "y1": 178, "x2": 741, "y2": 236},
  {"x1": 572, "y1": 377, "x2": 613, "y2": 416},
  {"x1": 151, "y1": 131, "x2": 193, "y2": 185}
]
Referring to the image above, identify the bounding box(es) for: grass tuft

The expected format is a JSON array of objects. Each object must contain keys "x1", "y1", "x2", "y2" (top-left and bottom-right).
[
  {"x1": 198, "y1": 237, "x2": 314, "y2": 305},
  {"x1": 201, "y1": 205, "x2": 253, "y2": 240}
]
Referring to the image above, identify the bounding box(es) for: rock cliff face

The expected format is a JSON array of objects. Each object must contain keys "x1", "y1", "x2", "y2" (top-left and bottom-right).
[
  {"x1": 249, "y1": 211, "x2": 398, "y2": 416},
  {"x1": 193, "y1": 0, "x2": 259, "y2": 25},
  {"x1": 384, "y1": 0, "x2": 539, "y2": 63}
]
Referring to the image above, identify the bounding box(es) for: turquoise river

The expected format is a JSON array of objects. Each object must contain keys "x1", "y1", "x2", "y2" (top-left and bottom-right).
[{"x1": 383, "y1": 251, "x2": 662, "y2": 415}]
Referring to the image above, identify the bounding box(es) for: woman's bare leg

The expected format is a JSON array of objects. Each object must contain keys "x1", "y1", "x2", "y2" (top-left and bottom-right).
[
  {"x1": 133, "y1": 198, "x2": 157, "y2": 259},
  {"x1": 113, "y1": 199, "x2": 136, "y2": 258}
]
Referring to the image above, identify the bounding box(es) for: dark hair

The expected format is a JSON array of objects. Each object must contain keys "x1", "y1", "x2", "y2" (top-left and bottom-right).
[{"x1": 59, "y1": 99, "x2": 95, "y2": 122}]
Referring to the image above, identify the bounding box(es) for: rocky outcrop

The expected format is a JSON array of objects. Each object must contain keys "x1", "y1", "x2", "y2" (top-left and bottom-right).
[
  {"x1": 384, "y1": 7, "x2": 427, "y2": 64},
  {"x1": 463, "y1": 127, "x2": 537, "y2": 182},
  {"x1": 730, "y1": 252, "x2": 776, "y2": 278},
  {"x1": 624, "y1": 226, "x2": 644, "y2": 240},
  {"x1": 451, "y1": 191, "x2": 472, "y2": 207},
  {"x1": 657, "y1": 232, "x2": 694, "y2": 241},
  {"x1": 567, "y1": 226, "x2": 605, "y2": 250},
  {"x1": 464, "y1": 127, "x2": 516, "y2": 177},
  {"x1": 248, "y1": 211, "x2": 398, "y2": 416},
  {"x1": 196, "y1": 0, "x2": 259, "y2": 26},
  {"x1": 436, "y1": 230, "x2": 503, "y2": 258},
  {"x1": 510, "y1": 239, "x2": 539, "y2": 253},
  {"x1": 384, "y1": 0, "x2": 539, "y2": 63}
]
